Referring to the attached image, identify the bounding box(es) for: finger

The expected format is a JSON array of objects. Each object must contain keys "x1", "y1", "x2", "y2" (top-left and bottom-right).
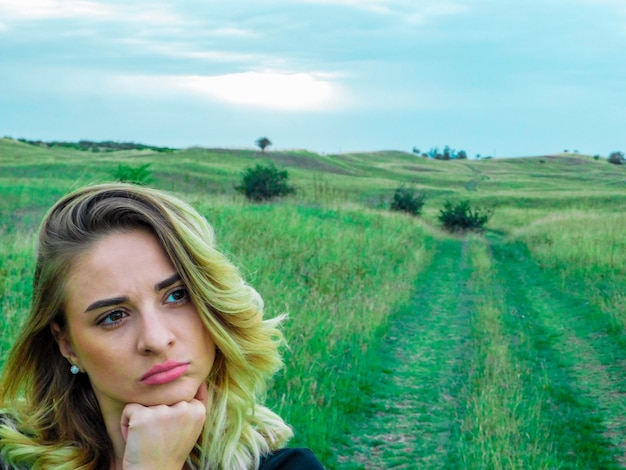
[
  {"x1": 120, "y1": 409, "x2": 130, "y2": 442},
  {"x1": 120, "y1": 403, "x2": 142, "y2": 442},
  {"x1": 194, "y1": 380, "x2": 209, "y2": 407}
]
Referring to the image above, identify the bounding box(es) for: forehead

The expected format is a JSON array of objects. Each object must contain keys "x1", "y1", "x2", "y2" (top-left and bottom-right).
[
  {"x1": 64, "y1": 230, "x2": 176, "y2": 312},
  {"x1": 74, "y1": 229, "x2": 170, "y2": 267}
]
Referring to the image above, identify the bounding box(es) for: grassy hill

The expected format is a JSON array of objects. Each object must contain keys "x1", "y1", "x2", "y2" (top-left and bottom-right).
[
  {"x1": 1, "y1": 138, "x2": 626, "y2": 468},
  {"x1": 2, "y1": 137, "x2": 624, "y2": 231}
]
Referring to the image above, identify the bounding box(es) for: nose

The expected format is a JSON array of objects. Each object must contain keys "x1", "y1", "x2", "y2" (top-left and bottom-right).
[{"x1": 136, "y1": 307, "x2": 176, "y2": 354}]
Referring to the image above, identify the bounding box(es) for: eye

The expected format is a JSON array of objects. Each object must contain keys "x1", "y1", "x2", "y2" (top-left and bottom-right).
[
  {"x1": 165, "y1": 287, "x2": 189, "y2": 305},
  {"x1": 97, "y1": 310, "x2": 128, "y2": 328}
]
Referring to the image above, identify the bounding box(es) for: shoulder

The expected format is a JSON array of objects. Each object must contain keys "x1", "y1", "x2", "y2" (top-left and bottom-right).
[{"x1": 259, "y1": 448, "x2": 324, "y2": 470}]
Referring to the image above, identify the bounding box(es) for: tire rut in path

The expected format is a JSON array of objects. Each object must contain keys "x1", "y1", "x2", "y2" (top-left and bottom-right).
[
  {"x1": 490, "y1": 240, "x2": 626, "y2": 468},
  {"x1": 335, "y1": 239, "x2": 473, "y2": 469}
]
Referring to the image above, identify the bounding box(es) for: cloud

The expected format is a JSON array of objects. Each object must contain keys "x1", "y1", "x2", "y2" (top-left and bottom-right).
[
  {"x1": 0, "y1": 0, "x2": 184, "y2": 25},
  {"x1": 111, "y1": 71, "x2": 346, "y2": 111},
  {"x1": 211, "y1": 27, "x2": 257, "y2": 38},
  {"x1": 0, "y1": 0, "x2": 115, "y2": 20},
  {"x1": 298, "y1": 0, "x2": 470, "y2": 17},
  {"x1": 299, "y1": 0, "x2": 392, "y2": 13},
  {"x1": 579, "y1": 0, "x2": 626, "y2": 8},
  {"x1": 116, "y1": 37, "x2": 271, "y2": 66}
]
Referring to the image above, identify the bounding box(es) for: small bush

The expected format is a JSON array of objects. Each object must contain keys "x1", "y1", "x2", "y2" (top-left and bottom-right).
[
  {"x1": 608, "y1": 151, "x2": 625, "y2": 165},
  {"x1": 112, "y1": 163, "x2": 153, "y2": 185},
  {"x1": 438, "y1": 200, "x2": 492, "y2": 232},
  {"x1": 390, "y1": 186, "x2": 425, "y2": 216},
  {"x1": 236, "y1": 162, "x2": 295, "y2": 201}
]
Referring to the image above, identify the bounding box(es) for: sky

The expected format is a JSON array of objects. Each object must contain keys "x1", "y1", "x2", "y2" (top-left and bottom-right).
[{"x1": 0, "y1": 0, "x2": 625, "y2": 157}]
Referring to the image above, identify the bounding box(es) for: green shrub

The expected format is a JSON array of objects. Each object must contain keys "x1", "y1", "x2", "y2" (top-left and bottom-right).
[
  {"x1": 236, "y1": 162, "x2": 295, "y2": 201},
  {"x1": 112, "y1": 163, "x2": 153, "y2": 185},
  {"x1": 390, "y1": 185, "x2": 425, "y2": 216},
  {"x1": 438, "y1": 200, "x2": 492, "y2": 232}
]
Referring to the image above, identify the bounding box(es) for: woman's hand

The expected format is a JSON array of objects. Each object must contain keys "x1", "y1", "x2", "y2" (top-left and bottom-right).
[{"x1": 120, "y1": 382, "x2": 208, "y2": 470}]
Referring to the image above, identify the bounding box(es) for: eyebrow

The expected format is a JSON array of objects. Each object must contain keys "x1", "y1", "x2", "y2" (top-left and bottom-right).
[
  {"x1": 84, "y1": 296, "x2": 129, "y2": 313},
  {"x1": 83, "y1": 273, "x2": 182, "y2": 313},
  {"x1": 155, "y1": 273, "x2": 181, "y2": 291}
]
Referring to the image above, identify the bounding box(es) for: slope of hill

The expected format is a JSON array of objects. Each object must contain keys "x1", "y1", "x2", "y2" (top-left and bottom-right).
[{"x1": 2, "y1": 138, "x2": 624, "y2": 230}]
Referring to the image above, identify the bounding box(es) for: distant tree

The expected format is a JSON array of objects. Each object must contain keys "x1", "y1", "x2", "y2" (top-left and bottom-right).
[
  {"x1": 255, "y1": 137, "x2": 272, "y2": 153},
  {"x1": 412, "y1": 147, "x2": 420, "y2": 155},
  {"x1": 442, "y1": 145, "x2": 452, "y2": 160},
  {"x1": 457, "y1": 150, "x2": 468, "y2": 159},
  {"x1": 593, "y1": 155, "x2": 600, "y2": 160},
  {"x1": 608, "y1": 151, "x2": 625, "y2": 165}
]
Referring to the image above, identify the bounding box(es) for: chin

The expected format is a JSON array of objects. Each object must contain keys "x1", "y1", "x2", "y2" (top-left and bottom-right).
[{"x1": 141, "y1": 383, "x2": 198, "y2": 406}]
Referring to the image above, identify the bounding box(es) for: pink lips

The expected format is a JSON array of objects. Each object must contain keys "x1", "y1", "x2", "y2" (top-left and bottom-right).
[{"x1": 141, "y1": 360, "x2": 189, "y2": 385}]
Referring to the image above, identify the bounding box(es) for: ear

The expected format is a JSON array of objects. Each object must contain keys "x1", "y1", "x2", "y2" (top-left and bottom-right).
[{"x1": 50, "y1": 322, "x2": 78, "y2": 363}]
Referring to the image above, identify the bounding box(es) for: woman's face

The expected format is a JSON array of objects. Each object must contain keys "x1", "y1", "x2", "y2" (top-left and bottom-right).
[{"x1": 55, "y1": 229, "x2": 216, "y2": 418}]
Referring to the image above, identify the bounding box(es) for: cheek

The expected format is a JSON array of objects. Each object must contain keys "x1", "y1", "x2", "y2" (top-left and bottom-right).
[
  {"x1": 200, "y1": 328, "x2": 216, "y2": 359},
  {"x1": 196, "y1": 320, "x2": 217, "y2": 369},
  {"x1": 71, "y1": 330, "x2": 125, "y2": 373}
]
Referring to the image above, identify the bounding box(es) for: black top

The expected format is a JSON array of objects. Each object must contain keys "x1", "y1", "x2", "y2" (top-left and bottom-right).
[
  {"x1": 260, "y1": 448, "x2": 324, "y2": 469},
  {"x1": 0, "y1": 439, "x2": 323, "y2": 470},
  {"x1": 0, "y1": 415, "x2": 323, "y2": 470}
]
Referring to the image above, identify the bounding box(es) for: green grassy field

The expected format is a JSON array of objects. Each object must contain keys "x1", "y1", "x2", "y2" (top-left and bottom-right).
[{"x1": 1, "y1": 138, "x2": 626, "y2": 468}]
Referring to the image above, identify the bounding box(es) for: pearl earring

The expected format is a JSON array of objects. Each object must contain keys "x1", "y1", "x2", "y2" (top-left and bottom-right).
[{"x1": 70, "y1": 365, "x2": 80, "y2": 375}]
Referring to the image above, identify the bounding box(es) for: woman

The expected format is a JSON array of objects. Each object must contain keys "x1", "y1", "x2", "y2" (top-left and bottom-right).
[{"x1": 0, "y1": 183, "x2": 323, "y2": 469}]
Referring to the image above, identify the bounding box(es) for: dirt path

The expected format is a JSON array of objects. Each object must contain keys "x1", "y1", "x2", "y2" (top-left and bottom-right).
[
  {"x1": 334, "y1": 236, "x2": 626, "y2": 469},
  {"x1": 489, "y1": 240, "x2": 626, "y2": 468},
  {"x1": 335, "y1": 238, "x2": 474, "y2": 469}
]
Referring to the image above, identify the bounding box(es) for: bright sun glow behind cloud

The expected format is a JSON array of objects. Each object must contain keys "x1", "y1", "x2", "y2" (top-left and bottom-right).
[
  {"x1": 117, "y1": 72, "x2": 343, "y2": 111},
  {"x1": 181, "y1": 72, "x2": 339, "y2": 110}
]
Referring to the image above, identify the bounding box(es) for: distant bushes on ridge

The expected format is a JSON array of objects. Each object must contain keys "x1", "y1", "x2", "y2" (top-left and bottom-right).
[
  {"x1": 608, "y1": 151, "x2": 625, "y2": 165},
  {"x1": 16, "y1": 138, "x2": 175, "y2": 153},
  {"x1": 412, "y1": 145, "x2": 468, "y2": 160}
]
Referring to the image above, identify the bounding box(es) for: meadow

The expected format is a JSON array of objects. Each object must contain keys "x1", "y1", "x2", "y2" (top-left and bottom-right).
[{"x1": 1, "y1": 137, "x2": 625, "y2": 468}]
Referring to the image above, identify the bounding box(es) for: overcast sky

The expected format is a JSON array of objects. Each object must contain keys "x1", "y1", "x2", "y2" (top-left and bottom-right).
[{"x1": 1, "y1": 0, "x2": 624, "y2": 157}]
